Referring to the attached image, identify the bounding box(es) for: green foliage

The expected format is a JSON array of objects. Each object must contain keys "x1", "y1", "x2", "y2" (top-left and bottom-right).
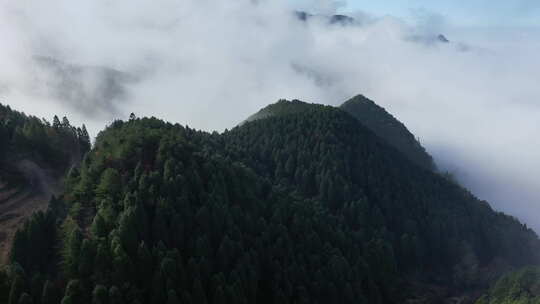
[
  {"x1": 41, "y1": 280, "x2": 59, "y2": 304},
  {"x1": 476, "y1": 267, "x2": 540, "y2": 304},
  {"x1": 92, "y1": 285, "x2": 108, "y2": 304},
  {"x1": 244, "y1": 99, "x2": 321, "y2": 122},
  {"x1": 341, "y1": 95, "x2": 436, "y2": 171},
  {"x1": 62, "y1": 223, "x2": 83, "y2": 278},
  {"x1": 0, "y1": 103, "x2": 90, "y2": 174},
  {"x1": 9, "y1": 211, "x2": 57, "y2": 275},
  {"x1": 0, "y1": 271, "x2": 11, "y2": 303},
  {"x1": 18, "y1": 292, "x2": 32, "y2": 304},
  {"x1": 8, "y1": 275, "x2": 24, "y2": 304},
  {"x1": 90, "y1": 213, "x2": 107, "y2": 238},
  {"x1": 61, "y1": 280, "x2": 83, "y2": 304},
  {"x1": 4, "y1": 99, "x2": 540, "y2": 303},
  {"x1": 95, "y1": 168, "x2": 122, "y2": 201}
]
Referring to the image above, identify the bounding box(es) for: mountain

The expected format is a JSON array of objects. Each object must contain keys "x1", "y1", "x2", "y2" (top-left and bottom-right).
[
  {"x1": 294, "y1": 11, "x2": 355, "y2": 25},
  {"x1": 0, "y1": 104, "x2": 89, "y2": 263},
  {"x1": 438, "y1": 34, "x2": 450, "y2": 43},
  {"x1": 244, "y1": 99, "x2": 320, "y2": 122},
  {"x1": 408, "y1": 33, "x2": 452, "y2": 46},
  {"x1": 248, "y1": 96, "x2": 436, "y2": 171},
  {"x1": 1, "y1": 99, "x2": 539, "y2": 304},
  {"x1": 294, "y1": 11, "x2": 450, "y2": 44},
  {"x1": 34, "y1": 56, "x2": 135, "y2": 118},
  {"x1": 340, "y1": 95, "x2": 436, "y2": 171}
]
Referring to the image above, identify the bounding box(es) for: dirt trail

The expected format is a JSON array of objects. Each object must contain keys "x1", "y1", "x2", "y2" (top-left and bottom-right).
[
  {"x1": 15, "y1": 159, "x2": 60, "y2": 196},
  {"x1": 0, "y1": 159, "x2": 61, "y2": 263}
]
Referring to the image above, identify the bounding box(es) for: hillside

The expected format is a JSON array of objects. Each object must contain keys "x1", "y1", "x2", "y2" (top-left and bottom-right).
[
  {"x1": 2, "y1": 100, "x2": 539, "y2": 304},
  {"x1": 340, "y1": 95, "x2": 436, "y2": 171},
  {"x1": 475, "y1": 267, "x2": 540, "y2": 304},
  {"x1": 247, "y1": 96, "x2": 436, "y2": 171},
  {"x1": 0, "y1": 104, "x2": 90, "y2": 263}
]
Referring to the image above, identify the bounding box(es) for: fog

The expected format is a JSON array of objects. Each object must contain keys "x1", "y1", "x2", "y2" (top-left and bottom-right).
[{"x1": 0, "y1": 0, "x2": 539, "y2": 231}]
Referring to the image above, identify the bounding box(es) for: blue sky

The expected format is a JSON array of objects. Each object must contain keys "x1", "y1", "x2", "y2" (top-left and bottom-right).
[{"x1": 298, "y1": 0, "x2": 540, "y2": 27}]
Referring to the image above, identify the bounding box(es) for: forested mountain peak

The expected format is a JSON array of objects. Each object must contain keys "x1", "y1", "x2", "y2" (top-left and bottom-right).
[
  {"x1": 246, "y1": 95, "x2": 435, "y2": 171},
  {"x1": 340, "y1": 94, "x2": 436, "y2": 171},
  {"x1": 2, "y1": 101, "x2": 539, "y2": 304},
  {"x1": 341, "y1": 94, "x2": 375, "y2": 106},
  {"x1": 244, "y1": 99, "x2": 330, "y2": 123}
]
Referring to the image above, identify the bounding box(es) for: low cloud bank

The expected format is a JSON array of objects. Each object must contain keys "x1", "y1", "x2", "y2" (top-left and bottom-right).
[{"x1": 0, "y1": 0, "x2": 538, "y2": 231}]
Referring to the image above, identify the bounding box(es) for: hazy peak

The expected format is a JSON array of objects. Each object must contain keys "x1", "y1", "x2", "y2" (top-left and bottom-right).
[{"x1": 340, "y1": 95, "x2": 436, "y2": 171}]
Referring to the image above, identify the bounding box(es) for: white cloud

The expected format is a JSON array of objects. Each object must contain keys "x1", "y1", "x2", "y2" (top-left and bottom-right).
[{"x1": 0, "y1": 0, "x2": 539, "y2": 231}]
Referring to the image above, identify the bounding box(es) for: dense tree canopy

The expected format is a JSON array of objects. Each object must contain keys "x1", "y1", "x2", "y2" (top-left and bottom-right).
[
  {"x1": 3, "y1": 100, "x2": 539, "y2": 303},
  {"x1": 340, "y1": 95, "x2": 435, "y2": 171},
  {"x1": 476, "y1": 267, "x2": 540, "y2": 304},
  {"x1": 0, "y1": 104, "x2": 90, "y2": 176}
]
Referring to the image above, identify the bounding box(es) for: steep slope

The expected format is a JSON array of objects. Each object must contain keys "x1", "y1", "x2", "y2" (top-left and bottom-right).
[
  {"x1": 245, "y1": 96, "x2": 435, "y2": 171},
  {"x1": 227, "y1": 101, "x2": 540, "y2": 300},
  {"x1": 3, "y1": 101, "x2": 539, "y2": 304},
  {"x1": 0, "y1": 103, "x2": 90, "y2": 263},
  {"x1": 340, "y1": 95, "x2": 436, "y2": 171},
  {"x1": 0, "y1": 160, "x2": 61, "y2": 263}
]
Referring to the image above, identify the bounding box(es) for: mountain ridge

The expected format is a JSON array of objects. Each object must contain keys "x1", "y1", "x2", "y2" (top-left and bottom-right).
[
  {"x1": 246, "y1": 95, "x2": 436, "y2": 171},
  {"x1": 0, "y1": 99, "x2": 538, "y2": 304},
  {"x1": 340, "y1": 94, "x2": 436, "y2": 171}
]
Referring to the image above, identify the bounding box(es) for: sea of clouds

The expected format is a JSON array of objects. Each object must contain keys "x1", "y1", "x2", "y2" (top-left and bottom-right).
[{"x1": 0, "y1": 0, "x2": 539, "y2": 231}]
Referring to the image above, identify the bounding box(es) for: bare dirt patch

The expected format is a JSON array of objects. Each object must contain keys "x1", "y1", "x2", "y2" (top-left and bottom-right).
[{"x1": 0, "y1": 159, "x2": 62, "y2": 264}]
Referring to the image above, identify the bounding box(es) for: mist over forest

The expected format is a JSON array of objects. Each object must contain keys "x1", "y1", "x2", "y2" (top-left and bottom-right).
[{"x1": 1, "y1": 1, "x2": 540, "y2": 303}]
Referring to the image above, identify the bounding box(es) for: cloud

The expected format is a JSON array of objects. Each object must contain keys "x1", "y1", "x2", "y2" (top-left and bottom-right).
[
  {"x1": 0, "y1": 0, "x2": 539, "y2": 232},
  {"x1": 32, "y1": 56, "x2": 134, "y2": 119},
  {"x1": 294, "y1": 0, "x2": 347, "y2": 15}
]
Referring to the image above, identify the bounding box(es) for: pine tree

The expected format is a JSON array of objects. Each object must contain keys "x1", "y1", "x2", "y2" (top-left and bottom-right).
[
  {"x1": 92, "y1": 285, "x2": 108, "y2": 304},
  {"x1": 95, "y1": 168, "x2": 122, "y2": 201},
  {"x1": 118, "y1": 207, "x2": 139, "y2": 256},
  {"x1": 192, "y1": 278, "x2": 207, "y2": 304},
  {"x1": 8, "y1": 276, "x2": 24, "y2": 304},
  {"x1": 91, "y1": 213, "x2": 107, "y2": 238},
  {"x1": 109, "y1": 286, "x2": 123, "y2": 304},
  {"x1": 78, "y1": 239, "x2": 96, "y2": 277},
  {"x1": 80, "y1": 124, "x2": 91, "y2": 153},
  {"x1": 41, "y1": 280, "x2": 58, "y2": 304},
  {"x1": 17, "y1": 293, "x2": 32, "y2": 304},
  {"x1": 53, "y1": 115, "x2": 61, "y2": 129},
  {"x1": 61, "y1": 280, "x2": 82, "y2": 304},
  {"x1": 94, "y1": 242, "x2": 111, "y2": 283},
  {"x1": 62, "y1": 116, "x2": 71, "y2": 128},
  {"x1": 63, "y1": 226, "x2": 83, "y2": 277},
  {"x1": 167, "y1": 290, "x2": 180, "y2": 304}
]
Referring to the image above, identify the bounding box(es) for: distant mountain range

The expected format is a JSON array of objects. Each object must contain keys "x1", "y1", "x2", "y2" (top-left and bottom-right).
[
  {"x1": 294, "y1": 11, "x2": 451, "y2": 45},
  {"x1": 295, "y1": 11, "x2": 355, "y2": 25}
]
